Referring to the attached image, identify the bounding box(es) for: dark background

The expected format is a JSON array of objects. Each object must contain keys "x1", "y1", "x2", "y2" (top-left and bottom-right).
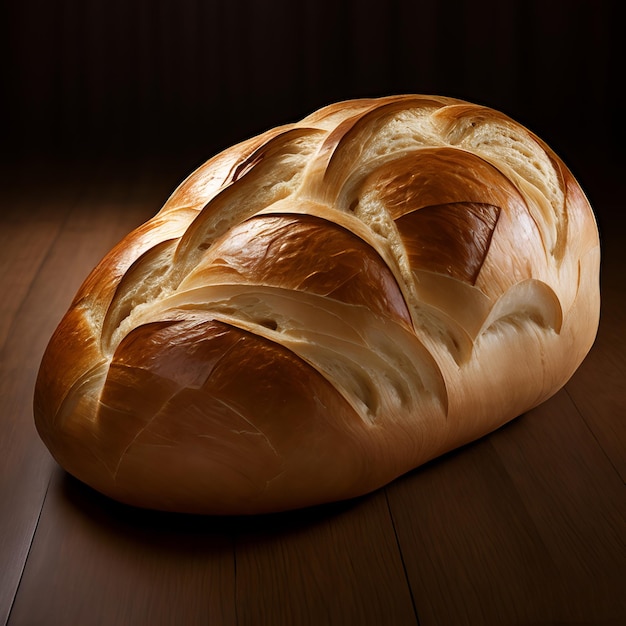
[
  {"x1": 2, "y1": 4, "x2": 624, "y2": 624},
  {"x1": 2, "y1": 0, "x2": 623, "y2": 191}
]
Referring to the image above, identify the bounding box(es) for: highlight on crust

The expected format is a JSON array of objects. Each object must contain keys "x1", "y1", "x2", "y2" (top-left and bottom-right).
[{"x1": 34, "y1": 95, "x2": 600, "y2": 515}]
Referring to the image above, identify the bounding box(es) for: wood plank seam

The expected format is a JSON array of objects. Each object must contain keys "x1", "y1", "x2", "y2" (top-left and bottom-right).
[
  {"x1": 4, "y1": 473, "x2": 53, "y2": 626},
  {"x1": 564, "y1": 385, "x2": 625, "y2": 483},
  {"x1": 384, "y1": 488, "x2": 421, "y2": 625}
]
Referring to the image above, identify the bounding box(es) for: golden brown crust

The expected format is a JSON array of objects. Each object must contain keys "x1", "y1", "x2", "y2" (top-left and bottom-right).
[
  {"x1": 183, "y1": 213, "x2": 413, "y2": 327},
  {"x1": 34, "y1": 95, "x2": 600, "y2": 514}
]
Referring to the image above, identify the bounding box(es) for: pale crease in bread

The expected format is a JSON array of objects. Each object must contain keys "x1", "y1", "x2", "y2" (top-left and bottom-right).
[{"x1": 34, "y1": 95, "x2": 600, "y2": 514}]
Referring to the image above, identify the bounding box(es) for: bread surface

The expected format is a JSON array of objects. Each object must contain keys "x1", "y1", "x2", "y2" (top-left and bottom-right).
[{"x1": 34, "y1": 95, "x2": 600, "y2": 514}]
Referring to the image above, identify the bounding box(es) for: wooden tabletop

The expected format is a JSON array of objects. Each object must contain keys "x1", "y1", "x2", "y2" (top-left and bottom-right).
[{"x1": 1, "y1": 156, "x2": 624, "y2": 626}]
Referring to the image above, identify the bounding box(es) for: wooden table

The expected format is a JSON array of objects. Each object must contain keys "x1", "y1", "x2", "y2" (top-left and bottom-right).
[{"x1": 1, "y1": 156, "x2": 624, "y2": 625}]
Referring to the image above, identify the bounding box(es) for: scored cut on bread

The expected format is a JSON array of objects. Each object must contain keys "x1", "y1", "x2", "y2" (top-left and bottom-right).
[{"x1": 34, "y1": 95, "x2": 600, "y2": 514}]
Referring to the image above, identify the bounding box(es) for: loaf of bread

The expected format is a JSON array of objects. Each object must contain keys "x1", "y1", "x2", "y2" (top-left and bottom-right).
[{"x1": 34, "y1": 95, "x2": 600, "y2": 514}]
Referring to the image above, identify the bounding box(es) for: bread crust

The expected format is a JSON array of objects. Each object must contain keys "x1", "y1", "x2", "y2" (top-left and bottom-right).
[{"x1": 34, "y1": 95, "x2": 600, "y2": 514}]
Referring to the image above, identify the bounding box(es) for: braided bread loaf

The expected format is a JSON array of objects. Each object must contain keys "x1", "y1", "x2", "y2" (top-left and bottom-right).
[{"x1": 34, "y1": 95, "x2": 600, "y2": 514}]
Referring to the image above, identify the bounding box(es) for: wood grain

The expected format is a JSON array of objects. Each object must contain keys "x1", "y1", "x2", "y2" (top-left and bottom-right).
[
  {"x1": 0, "y1": 171, "x2": 77, "y2": 624},
  {"x1": 233, "y1": 491, "x2": 416, "y2": 626},
  {"x1": 8, "y1": 469, "x2": 237, "y2": 626},
  {"x1": 387, "y1": 436, "x2": 564, "y2": 625},
  {"x1": 387, "y1": 391, "x2": 625, "y2": 625},
  {"x1": 565, "y1": 204, "x2": 626, "y2": 480},
  {"x1": 1, "y1": 158, "x2": 624, "y2": 626},
  {"x1": 0, "y1": 161, "x2": 170, "y2": 626}
]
